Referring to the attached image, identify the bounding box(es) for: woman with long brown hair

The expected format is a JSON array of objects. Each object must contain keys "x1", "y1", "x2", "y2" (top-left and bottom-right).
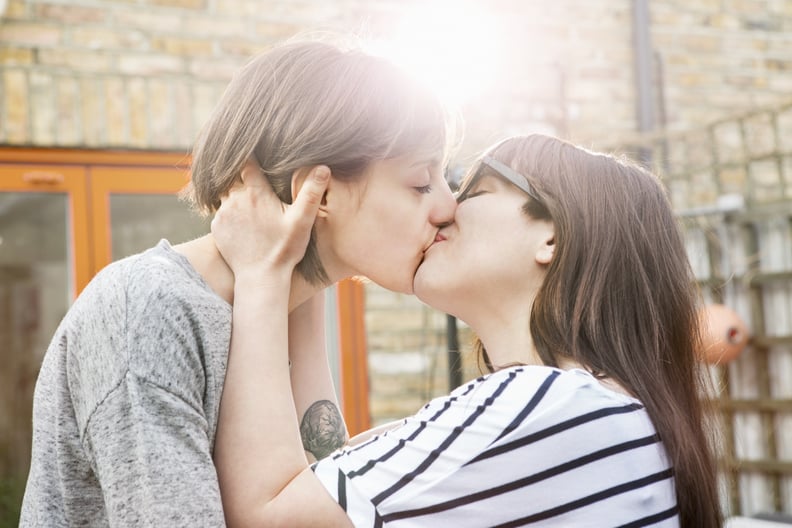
[{"x1": 212, "y1": 134, "x2": 722, "y2": 527}]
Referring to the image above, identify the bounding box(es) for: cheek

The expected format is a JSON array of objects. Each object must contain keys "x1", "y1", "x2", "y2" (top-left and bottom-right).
[{"x1": 338, "y1": 208, "x2": 424, "y2": 291}]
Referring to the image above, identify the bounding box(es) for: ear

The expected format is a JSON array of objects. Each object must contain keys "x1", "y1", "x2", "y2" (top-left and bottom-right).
[
  {"x1": 291, "y1": 165, "x2": 330, "y2": 218},
  {"x1": 535, "y1": 229, "x2": 555, "y2": 266}
]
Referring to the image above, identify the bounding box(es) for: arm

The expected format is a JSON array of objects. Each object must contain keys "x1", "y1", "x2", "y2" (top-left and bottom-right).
[
  {"x1": 73, "y1": 275, "x2": 229, "y2": 527},
  {"x1": 289, "y1": 294, "x2": 348, "y2": 463},
  {"x1": 212, "y1": 164, "x2": 352, "y2": 528},
  {"x1": 85, "y1": 375, "x2": 225, "y2": 527}
]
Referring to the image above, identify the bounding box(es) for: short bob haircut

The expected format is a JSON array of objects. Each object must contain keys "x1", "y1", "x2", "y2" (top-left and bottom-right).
[{"x1": 185, "y1": 38, "x2": 456, "y2": 285}]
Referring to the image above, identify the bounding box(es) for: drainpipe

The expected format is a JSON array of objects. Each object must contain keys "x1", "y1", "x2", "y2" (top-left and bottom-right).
[{"x1": 632, "y1": 0, "x2": 655, "y2": 165}]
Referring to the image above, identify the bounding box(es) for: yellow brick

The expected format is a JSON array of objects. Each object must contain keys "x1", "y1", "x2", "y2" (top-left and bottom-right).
[
  {"x1": 171, "y1": 79, "x2": 193, "y2": 148},
  {"x1": 3, "y1": 70, "x2": 29, "y2": 143},
  {"x1": 104, "y1": 79, "x2": 127, "y2": 145},
  {"x1": 118, "y1": 54, "x2": 184, "y2": 75},
  {"x1": 218, "y1": 39, "x2": 269, "y2": 57},
  {"x1": 185, "y1": 16, "x2": 248, "y2": 37},
  {"x1": 215, "y1": 0, "x2": 264, "y2": 17},
  {"x1": 4, "y1": 0, "x2": 29, "y2": 19},
  {"x1": 0, "y1": 46, "x2": 34, "y2": 65},
  {"x1": 34, "y1": 3, "x2": 106, "y2": 23},
  {"x1": 70, "y1": 28, "x2": 124, "y2": 50},
  {"x1": 255, "y1": 22, "x2": 304, "y2": 41},
  {"x1": 30, "y1": 72, "x2": 55, "y2": 145},
  {"x1": 81, "y1": 79, "x2": 103, "y2": 147},
  {"x1": 37, "y1": 49, "x2": 112, "y2": 73},
  {"x1": 188, "y1": 58, "x2": 240, "y2": 81},
  {"x1": 148, "y1": 0, "x2": 207, "y2": 9},
  {"x1": 114, "y1": 11, "x2": 184, "y2": 32},
  {"x1": 191, "y1": 83, "x2": 218, "y2": 131},
  {"x1": 148, "y1": 79, "x2": 173, "y2": 148},
  {"x1": 678, "y1": 34, "x2": 722, "y2": 52},
  {"x1": 128, "y1": 78, "x2": 148, "y2": 148},
  {"x1": 0, "y1": 23, "x2": 61, "y2": 47},
  {"x1": 152, "y1": 37, "x2": 214, "y2": 57},
  {"x1": 56, "y1": 77, "x2": 80, "y2": 146},
  {"x1": 706, "y1": 13, "x2": 741, "y2": 28}
]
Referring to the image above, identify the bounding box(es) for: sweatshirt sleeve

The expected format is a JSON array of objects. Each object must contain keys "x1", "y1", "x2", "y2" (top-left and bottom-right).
[
  {"x1": 83, "y1": 372, "x2": 225, "y2": 527},
  {"x1": 70, "y1": 256, "x2": 229, "y2": 527}
]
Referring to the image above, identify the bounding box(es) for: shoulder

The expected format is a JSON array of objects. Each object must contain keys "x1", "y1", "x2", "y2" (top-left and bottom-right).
[
  {"x1": 126, "y1": 240, "x2": 218, "y2": 307},
  {"x1": 427, "y1": 366, "x2": 649, "y2": 444},
  {"x1": 121, "y1": 241, "x2": 231, "y2": 402},
  {"x1": 63, "y1": 240, "x2": 224, "y2": 341},
  {"x1": 61, "y1": 241, "x2": 229, "y2": 425},
  {"x1": 453, "y1": 365, "x2": 640, "y2": 409}
]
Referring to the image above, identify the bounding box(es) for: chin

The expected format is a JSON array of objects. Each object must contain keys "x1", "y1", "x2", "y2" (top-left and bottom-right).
[
  {"x1": 412, "y1": 269, "x2": 436, "y2": 304},
  {"x1": 414, "y1": 268, "x2": 463, "y2": 317},
  {"x1": 372, "y1": 272, "x2": 414, "y2": 295}
]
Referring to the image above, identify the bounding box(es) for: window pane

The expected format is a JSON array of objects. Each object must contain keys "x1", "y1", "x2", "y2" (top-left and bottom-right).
[
  {"x1": 0, "y1": 192, "x2": 70, "y2": 509},
  {"x1": 109, "y1": 194, "x2": 210, "y2": 260}
]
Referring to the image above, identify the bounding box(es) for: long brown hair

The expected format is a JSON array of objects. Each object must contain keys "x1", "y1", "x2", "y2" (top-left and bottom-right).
[
  {"x1": 186, "y1": 38, "x2": 455, "y2": 285},
  {"x1": 473, "y1": 135, "x2": 721, "y2": 527}
]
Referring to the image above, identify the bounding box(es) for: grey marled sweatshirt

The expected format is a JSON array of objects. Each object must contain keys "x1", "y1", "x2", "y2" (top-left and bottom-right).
[{"x1": 20, "y1": 240, "x2": 232, "y2": 527}]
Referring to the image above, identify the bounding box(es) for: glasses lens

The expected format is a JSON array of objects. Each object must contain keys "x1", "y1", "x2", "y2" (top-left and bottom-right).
[{"x1": 455, "y1": 161, "x2": 485, "y2": 202}]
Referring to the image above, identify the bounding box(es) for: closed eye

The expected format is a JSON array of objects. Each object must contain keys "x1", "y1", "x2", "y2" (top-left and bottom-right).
[
  {"x1": 414, "y1": 184, "x2": 433, "y2": 194},
  {"x1": 457, "y1": 185, "x2": 491, "y2": 202}
]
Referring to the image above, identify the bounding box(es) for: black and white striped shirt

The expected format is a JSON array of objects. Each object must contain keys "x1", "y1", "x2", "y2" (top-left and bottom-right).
[{"x1": 313, "y1": 366, "x2": 679, "y2": 527}]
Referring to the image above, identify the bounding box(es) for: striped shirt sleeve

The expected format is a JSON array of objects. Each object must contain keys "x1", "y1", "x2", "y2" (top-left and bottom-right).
[{"x1": 312, "y1": 366, "x2": 679, "y2": 528}]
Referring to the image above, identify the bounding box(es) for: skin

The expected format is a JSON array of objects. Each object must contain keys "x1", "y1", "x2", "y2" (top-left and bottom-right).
[
  {"x1": 174, "y1": 155, "x2": 455, "y2": 463},
  {"x1": 176, "y1": 153, "x2": 455, "y2": 310},
  {"x1": 316, "y1": 153, "x2": 454, "y2": 294},
  {"x1": 210, "y1": 163, "x2": 561, "y2": 527},
  {"x1": 414, "y1": 172, "x2": 555, "y2": 368}
]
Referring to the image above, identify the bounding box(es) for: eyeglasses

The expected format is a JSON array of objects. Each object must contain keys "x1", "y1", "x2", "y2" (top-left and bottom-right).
[{"x1": 455, "y1": 156, "x2": 543, "y2": 203}]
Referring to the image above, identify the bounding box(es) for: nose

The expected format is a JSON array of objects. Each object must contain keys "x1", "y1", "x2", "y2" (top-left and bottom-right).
[{"x1": 429, "y1": 179, "x2": 458, "y2": 226}]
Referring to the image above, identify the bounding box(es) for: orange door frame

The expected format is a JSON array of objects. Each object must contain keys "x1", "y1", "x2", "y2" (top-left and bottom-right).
[
  {"x1": 89, "y1": 165, "x2": 192, "y2": 271},
  {"x1": 0, "y1": 164, "x2": 91, "y2": 297}
]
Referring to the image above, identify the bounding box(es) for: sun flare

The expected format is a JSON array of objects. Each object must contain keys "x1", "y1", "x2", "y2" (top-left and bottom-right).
[{"x1": 368, "y1": 1, "x2": 503, "y2": 106}]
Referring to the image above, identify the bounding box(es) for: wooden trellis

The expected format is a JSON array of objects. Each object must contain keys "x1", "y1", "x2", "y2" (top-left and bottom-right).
[{"x1": 627, "y1": 101, "x2": 792, "y2": 516}]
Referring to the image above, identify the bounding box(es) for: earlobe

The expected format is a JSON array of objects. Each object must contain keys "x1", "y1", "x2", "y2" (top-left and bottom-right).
[
  {"x1": 536, "y1": 236, "x2": 555, "y2": 265},
  {"x1": 317, "y1": 197, "x2": 329, "y2": 218}
]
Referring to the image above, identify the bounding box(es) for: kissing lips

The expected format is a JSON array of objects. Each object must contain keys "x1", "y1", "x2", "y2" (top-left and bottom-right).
[{"x1": 423, "y1": 232, "x2": 447, "y2": 255}]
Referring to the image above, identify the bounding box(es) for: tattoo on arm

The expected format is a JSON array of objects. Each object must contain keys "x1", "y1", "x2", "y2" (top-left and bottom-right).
[{"x1": 300, "y1": 400, "x2": 347, "y2": 460}]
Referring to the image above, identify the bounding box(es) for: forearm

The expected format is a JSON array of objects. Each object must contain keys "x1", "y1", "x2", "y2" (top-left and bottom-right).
[
  {"x1": 214, "y1": 270, "x2": 308, "y2": 526},
  {"x1": 289, "y1": 293, "x2": 348, "y2": 461}
]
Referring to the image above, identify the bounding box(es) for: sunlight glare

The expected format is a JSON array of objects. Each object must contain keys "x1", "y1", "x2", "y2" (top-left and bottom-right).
[{"x1": 369, "y1": 1, "x2": 502, "y2": 106}]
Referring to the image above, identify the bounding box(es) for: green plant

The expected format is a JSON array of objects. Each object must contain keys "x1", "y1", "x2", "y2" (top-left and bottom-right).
[{"x1": 0, "y1": 476, "x2": 24, "y2": 528}]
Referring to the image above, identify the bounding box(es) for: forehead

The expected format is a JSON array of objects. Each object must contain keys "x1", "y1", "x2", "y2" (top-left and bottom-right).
[{"x1": 374, "y1": 150, "x2": 444, "y2": 173}]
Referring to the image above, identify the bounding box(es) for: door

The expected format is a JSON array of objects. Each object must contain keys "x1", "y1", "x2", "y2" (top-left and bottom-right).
[
  {"x1": 0, "y1": 165, "x2": 90, "y2": 516},
  {"x1": 89, "y1": 166, "x2": 210, "y2": 267}
]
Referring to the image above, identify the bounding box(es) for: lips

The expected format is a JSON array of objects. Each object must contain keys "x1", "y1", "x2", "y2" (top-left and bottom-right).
[{"x1": 423, "y1": 232, "x2": 447, "y2": 255}]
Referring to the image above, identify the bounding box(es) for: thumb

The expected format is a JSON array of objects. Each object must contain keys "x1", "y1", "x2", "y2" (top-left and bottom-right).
[{"x1": 290, "y1": 165, "x2": 330, "y2": 221}]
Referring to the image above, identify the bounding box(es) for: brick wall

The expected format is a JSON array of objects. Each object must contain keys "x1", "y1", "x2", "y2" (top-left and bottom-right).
[
  {"x1": 2, "y1": 0, "x2": 792, "y2": 426},
  {"x1": 0, "y1": 0, "x2": 312, "y2": 147}
]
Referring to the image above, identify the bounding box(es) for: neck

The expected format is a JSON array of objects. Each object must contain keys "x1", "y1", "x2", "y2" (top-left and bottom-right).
[
  {"x1": 174, "y1": 234, "x2": 329, "y2": 312},
  {"x1": 468, "y1": 309, "x2": 543, "y2": 369}
]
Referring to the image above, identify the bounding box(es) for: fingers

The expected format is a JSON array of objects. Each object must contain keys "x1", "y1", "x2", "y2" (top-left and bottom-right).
[{"x1": 286, "y1": 165, "x2": 329, "y2": 229}]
